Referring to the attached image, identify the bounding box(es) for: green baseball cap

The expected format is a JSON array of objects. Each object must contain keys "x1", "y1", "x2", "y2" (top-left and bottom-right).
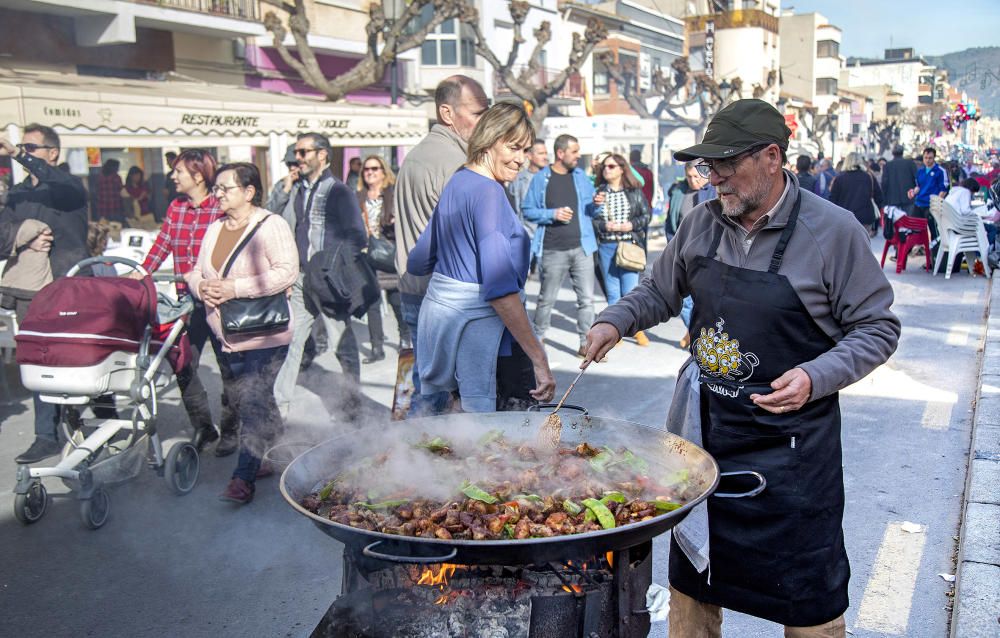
[{"x1": 673, "y1": 99, "x2": 791, "y2": 162}]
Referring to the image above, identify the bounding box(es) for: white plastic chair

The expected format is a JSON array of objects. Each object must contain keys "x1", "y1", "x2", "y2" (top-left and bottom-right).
[{"x1": 932, "y1": 196, "x2": 992, "y2": 279}]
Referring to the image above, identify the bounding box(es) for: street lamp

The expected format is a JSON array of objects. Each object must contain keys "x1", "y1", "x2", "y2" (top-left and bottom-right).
[
  {"x1": 829, "y1": 113, "x2": 839, "y2": 163},
  {"x1": 383, "y1": 0, "x2": 405, "y2": 170}
]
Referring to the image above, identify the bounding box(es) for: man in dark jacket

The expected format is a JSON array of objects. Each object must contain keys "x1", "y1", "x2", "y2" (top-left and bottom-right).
[
  {"x1": 795, "y1": 154, "x2": 817, "y2": 194},
  {"x1": 270, "y1": 132, "x2": 368, "y2": 420},
  {"x1": 2, "y1": 124, "x2": 89, "y2": 464},
  {"x1": 881, "y1": 145, "x2": 917, "y2": 222}
]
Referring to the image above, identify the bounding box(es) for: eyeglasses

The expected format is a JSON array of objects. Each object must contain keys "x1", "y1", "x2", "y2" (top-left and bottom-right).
[
  {"x1": 363, "y1": 166, "x2": 383, "y2": 173},
  {"x1": 694, "y1": 145, "x2": 769, "y2": 179},
  {"x1": 211, "y1": 184, "x2": 242, "y2": 197},
  {"x1": 603, "y1": 163, "x2": 620, "y2": 170},
  {"x1": 294, "y1": 148, "x2": 318, "y2": 158},
  {"x1": 17, "y1": 143, "x2": 56, "y2": 153}
]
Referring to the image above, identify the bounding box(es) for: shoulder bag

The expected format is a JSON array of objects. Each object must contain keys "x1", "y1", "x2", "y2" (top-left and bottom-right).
[
  {"x1": 615, "y1": 240, "x2": 646, "y2": 272},
  {"x1": 367, "y1": 235, "x2": 397, "y2": 273},
  {"x1": 217, "y1": 215, "x2": 292, "y2": 336}
]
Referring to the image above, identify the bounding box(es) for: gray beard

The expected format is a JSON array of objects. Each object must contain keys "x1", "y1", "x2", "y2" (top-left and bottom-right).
[{"x1": 719, "y1": 173, "x2": 772, "y2": 218}]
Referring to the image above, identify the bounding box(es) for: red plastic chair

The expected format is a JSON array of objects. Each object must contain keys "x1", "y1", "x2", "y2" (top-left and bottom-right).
[{"x1": 880, "y1": 215, "x2": 931, "y2": 274}]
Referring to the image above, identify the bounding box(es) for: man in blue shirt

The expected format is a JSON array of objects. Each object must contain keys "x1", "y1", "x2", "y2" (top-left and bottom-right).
[
  {"x1": 910, "y1": 146, "x2": 948, "y2": 239},
  {"x1": 523, "y1": 134, "x2": 597, "y2": 357}
]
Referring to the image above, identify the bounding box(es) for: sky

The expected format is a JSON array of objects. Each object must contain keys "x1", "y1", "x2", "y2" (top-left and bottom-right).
[{"x1": 779, "y1": 0, "x2": 1000, "y2": 58}]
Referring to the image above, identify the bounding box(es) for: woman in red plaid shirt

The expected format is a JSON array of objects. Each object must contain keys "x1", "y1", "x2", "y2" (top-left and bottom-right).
[{"x1": 133, "y1": 149, "x2": 239, "y2": 457}]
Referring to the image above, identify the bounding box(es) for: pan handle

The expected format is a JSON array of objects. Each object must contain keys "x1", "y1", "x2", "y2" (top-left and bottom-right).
[
  {"x1": 362, "y1": 540, "x2": 459, "y2": 564},
  {"x1": 528, "y1": 403, "x2": 589, "y2": 416},
  {"x1": 713, "y1": 471, "x2": 766, "y2": 498}
]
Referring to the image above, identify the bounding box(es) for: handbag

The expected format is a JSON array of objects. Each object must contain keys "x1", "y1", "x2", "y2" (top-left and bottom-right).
[
  {"x1": 367, "y1": 235, "x2": 397, "y2": 273},
  {"x1": 615, "y1": 241, "x2": 646, "y2": 272},
  {"x1": 217, "y1": 215, "x2": 291, "y2": 336}
]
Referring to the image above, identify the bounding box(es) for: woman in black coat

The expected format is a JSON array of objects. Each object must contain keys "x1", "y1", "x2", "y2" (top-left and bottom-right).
[{"x1": 831, "y1": 152, "x2": 884, "y2": 236}]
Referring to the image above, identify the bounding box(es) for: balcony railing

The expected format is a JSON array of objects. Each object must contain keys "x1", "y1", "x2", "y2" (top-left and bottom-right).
[
  {"x1": 686, "y1": 9, "x2": 780, "y2": 34},
  {"x1": 494, "y1": 67, "x2": 585, "y2": 100},
  {"x1": 134, "y1": 0, "x2": 261, "y2": 21}
]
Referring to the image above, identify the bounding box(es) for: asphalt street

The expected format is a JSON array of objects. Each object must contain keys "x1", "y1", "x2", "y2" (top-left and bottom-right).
[{"x1": 0, "y1": 236, "x2": 985, "y2": 637}]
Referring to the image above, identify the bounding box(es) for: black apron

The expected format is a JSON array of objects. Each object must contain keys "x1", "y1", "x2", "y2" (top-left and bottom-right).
[{"x1": 669, "y1": 193, "x2": 850, "y2": 627}]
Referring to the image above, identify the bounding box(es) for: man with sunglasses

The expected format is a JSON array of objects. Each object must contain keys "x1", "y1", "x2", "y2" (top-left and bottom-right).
[
  {"x1": 1, "y1": 124, "x2": 89, "y2": 464},
  {"x1": 270, "y1": 132, "x2": 368, "y2": 420},
  {"x1": 584, "y1": 99, "x2": 900, "y2": 637}
]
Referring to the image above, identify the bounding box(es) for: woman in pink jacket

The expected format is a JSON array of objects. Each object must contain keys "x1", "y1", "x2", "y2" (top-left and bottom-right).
[{"x1": 186, "y1": 162, "x2": 299, "y2": 504}]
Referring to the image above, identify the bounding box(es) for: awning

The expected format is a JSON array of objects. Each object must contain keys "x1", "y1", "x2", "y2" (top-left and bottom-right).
[{"x1": 0, "y1": 68, "x2": 429, "y2": 147}]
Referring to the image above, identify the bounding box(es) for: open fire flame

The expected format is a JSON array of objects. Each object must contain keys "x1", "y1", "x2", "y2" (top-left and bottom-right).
[{"x1": 416, "y1": 553, "x2": 616, "y2": 603}]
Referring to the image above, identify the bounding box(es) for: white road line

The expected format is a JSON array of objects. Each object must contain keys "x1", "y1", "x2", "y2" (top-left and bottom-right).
[
  {"x1": 921, "y1": 401, "x2": 952, "y2": 431},
  {"x1": 945, "y1": 325, "x2": 970, "y2": 346},
  {"x1": 855, "y1": 521, "x2": 927, "y2": 634}
]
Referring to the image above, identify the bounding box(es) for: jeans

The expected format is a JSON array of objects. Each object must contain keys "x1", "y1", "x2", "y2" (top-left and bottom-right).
[
  {"x1": 221, "y1": 345, "x2": 287, "y2": 484},
  {"x1": 532, "y1": 246, "x2": 596, "y2": 346},
  {"x1": 401, "y1": 295, "x2": 450, "y2": 417},
  {"x1": 176, "y1": 303, "x2": 237, "y2": 433},
  {"x1": 596, "y1": 242, "x2": 640, "y2": 305},
  {"x1": 274, "y1": 275, "x2": 360, "y2": 415},
  {"x1": 367, "y1": 289, "x2": 410, "y2": 350},
  {"x1": 680, "y1": 296, "x2": 693, "y2": 328}
]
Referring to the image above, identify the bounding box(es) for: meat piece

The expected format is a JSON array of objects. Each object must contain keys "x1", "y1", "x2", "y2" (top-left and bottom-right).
[
  {"x1": 459, "y1": 512, "x2": 477, "y2": 527},
  {"x1": 486, "y1": 514, "x2": 508, "y2": 535},
  {"x1": 517, "y1": 469, "x2": 539, "y2": 489},
  {"x1": 301, "y1": 495, "x2": 321, "y2": 512},
  {"x1": 434, "y1": 527, "x2": 453, "y2": 540},
  {"x1": 630, "y1": 501, "x2": 650, "y2": 513},
  {"x1": 470, "y1": 525, "x2": 490, "y2": 540},
  {"x1": 575, "y1": 442, "x2": 600, "y2": 457},
  {"x1": 415, "y1": 518, "x2": 434, "y2": 532},
  {"x1": 516, "y1": 445, "x2": 538, "y2": 462},
  {"x1": 430, "y1": 505, "x2": 450, "y2": 523},
  {"x1": 514, "y1": 518, "x2": 531, "y2": 539},
  {"x1": 544, "y1": 512, "x2": 568, "y2": 526},
  {"x1": 412, "y1": 506, "x2": 428, "y2": 519},
  {"x1": 556, "y1": 460, "x2": 583, "y2": 480},
  {"x1": 444, "y1": 509, "x2": 461, "y2": 526},
  {"x1": 396, "y1": 506, "x2": 413, "y2": 520},
  {"x1": 467, "y1": 500, "x2": 489, "y2": 515},
  {"x1": 528, "y1": 524, "x2": 554, "y2": 537},
  {"x1": 401, "y1": 522, "x2": 417, "y2": 535}
]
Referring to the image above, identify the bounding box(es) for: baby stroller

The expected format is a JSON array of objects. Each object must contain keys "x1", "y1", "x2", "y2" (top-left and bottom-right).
[{"x1": 12, "y1": 257, "x2": 200, "y2": 529}]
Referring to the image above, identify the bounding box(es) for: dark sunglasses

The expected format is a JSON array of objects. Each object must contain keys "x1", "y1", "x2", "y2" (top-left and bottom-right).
[
  {"x1": 603, "y1": 163, "x2": 620, "y2": 170},
  {"x1": 363, "y1": 166, "x2": 383, "y2": 172},
  {"x1": 17, "y1": 143, "x2": 56, "y2": 153},
  {"x1": 294, "y1": 148, "x2": 318, "y2": 157}
]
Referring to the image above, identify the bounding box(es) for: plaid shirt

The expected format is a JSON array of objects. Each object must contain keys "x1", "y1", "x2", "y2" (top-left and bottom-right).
[
  {"x1": 141, "y1": 195, "x2": 224, "y2": 295},
  {"x1": 96, "y1": 173, "x2": 124, "y2": 220}
]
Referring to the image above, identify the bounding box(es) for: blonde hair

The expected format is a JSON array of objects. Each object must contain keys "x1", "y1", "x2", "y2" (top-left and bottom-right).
[
  {"x1": 357, "y1": 154, "x2": 395, "y2": 193},
  {"x1": 843, "y1": 152, "x2": 866, "y2": 171},
  {"x1": 466, "y1": 103, "x2": 535, "y2": 166}
]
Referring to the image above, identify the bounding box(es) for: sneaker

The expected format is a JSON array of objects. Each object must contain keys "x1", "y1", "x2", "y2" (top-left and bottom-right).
[
  {"x1": 215, "y1": 429, "x2": 239, "y2": 457},
  {"x1": 14, "y1": 438, "x2": 62, "y2": 464},
  {"x1": 219, "y1": 477, "x2": 254, "y2": 505},
  {"x1": 363, "y1": 347, "x2": 386, "y2": 364},
  {"x1": 635, "y1": 330, "x2": 650, "y2": 346}
]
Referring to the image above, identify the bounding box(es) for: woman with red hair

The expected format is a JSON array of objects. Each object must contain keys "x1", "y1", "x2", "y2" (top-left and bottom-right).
[{"x1": 134, "y1": 149, "x2": 238, "y2": 457}]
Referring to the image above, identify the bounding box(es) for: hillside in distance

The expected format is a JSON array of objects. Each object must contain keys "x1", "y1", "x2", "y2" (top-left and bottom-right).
[{"x1": 926, "y1": 47, "x2": 1000, "y2": 118}]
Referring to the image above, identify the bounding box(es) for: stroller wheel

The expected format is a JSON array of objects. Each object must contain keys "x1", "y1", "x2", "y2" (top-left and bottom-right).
[
  {"x1": 165, "y1": 442, "x2": 200, "y2": 496},
  {"x1": 14, "y1": 482, "x2": 48, "y2": 525},
  {"x1": 80, "y1": 486, "x2": 110, "y2": 530}
]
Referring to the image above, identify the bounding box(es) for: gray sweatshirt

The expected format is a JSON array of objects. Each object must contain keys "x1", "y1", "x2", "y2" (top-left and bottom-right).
[
  {"x1": 394, "y1": 124, "x2": 468, "y2": 297},
  {"x1": 596, "y1": 171, "x2": 901, "y2": 401}
]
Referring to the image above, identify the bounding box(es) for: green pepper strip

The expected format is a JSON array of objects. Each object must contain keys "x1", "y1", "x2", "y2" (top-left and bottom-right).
[
  {"x1": 589, "y1": 451, "x2": 613, "y2": 472},
  {"x1": 600, "y1": 491, "x2": 626, "y2": 504},
  {"x1": 461, "y1": 482, "x2": 499, "y2": 504},
  {"x1": 563, "y1": 499, "x2": 583, "y2": 515},
  {"x1": 582, "y1": 498, "x2": 617, "y2": 530},
  {"x1": 663, "y1": 469, "x2": 690, "y2": 486},
  {"x1": 512, "y1": 493, "x2": 544, "y2": 504},
  {"x1": 654, "y1": 500, "x2": 682, "y2": 512},
  {"x1": 503, "y1": 523, "x2": 516, "y2": 538},
  {"x1": 354, "y1": 499, "x2": 410, "y2": 510},
  {"x1": 318, "y1": 481, "x2": 336, "y2": 501}
]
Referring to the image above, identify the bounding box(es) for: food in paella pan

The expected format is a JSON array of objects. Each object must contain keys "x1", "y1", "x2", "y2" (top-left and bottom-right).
[{"x1": 299, "y1": 431, "x2": 700, "y2": 540}]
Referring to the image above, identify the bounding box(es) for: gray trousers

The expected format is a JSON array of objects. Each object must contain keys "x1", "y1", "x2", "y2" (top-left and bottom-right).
[
  {"x1": 531, "y1": 246, "x2": 595, "y2": 346},
  {"x1": 273, "y1": 274, "x2": 360, "y2": 414}
]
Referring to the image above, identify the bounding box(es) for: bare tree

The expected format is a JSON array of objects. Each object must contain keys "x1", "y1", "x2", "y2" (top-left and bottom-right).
[
  {"x1": 600, "y1": 54, "x2": 751, "y2": 139},
  {"x1": 261, "y1": 0, "x2": 473, "y2": 102},
  {"x1": 465, "y1": 1, "x2": 607, "y2": 128},
  {"x1": 799, "y1": 103, "x2": 838, "y2": 155},
  {"x1": 869, "y1": 118, "x2": 901, "y2": 156}
]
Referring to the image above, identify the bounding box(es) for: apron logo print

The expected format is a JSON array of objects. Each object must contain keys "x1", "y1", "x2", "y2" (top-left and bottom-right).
[{"x1": 694, "y1": 318, "x2": 759, "y2": 382}]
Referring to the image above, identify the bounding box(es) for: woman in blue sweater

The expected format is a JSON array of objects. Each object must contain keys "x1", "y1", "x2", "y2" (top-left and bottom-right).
[{"x1": 407, "y1": 103, "x2": 555, "y2": 412}]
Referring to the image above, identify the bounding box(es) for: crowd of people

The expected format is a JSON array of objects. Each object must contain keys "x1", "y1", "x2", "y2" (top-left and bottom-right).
[{"x1": 0, "y1": 74, "x2": 659, "y2": 505}]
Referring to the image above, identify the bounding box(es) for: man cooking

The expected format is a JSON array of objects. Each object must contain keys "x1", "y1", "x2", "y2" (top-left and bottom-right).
[{"x1": 584, "y1": 99, "x2": 900, "y2": 636}]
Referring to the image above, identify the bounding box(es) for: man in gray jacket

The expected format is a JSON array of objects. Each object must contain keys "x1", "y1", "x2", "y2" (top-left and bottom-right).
[
  {"x1": 584, "y1": 99, "x2": 900, "y2": 636},
  {"x1": 394, "y1": 75, "x2": 488, "y2": 416}
]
